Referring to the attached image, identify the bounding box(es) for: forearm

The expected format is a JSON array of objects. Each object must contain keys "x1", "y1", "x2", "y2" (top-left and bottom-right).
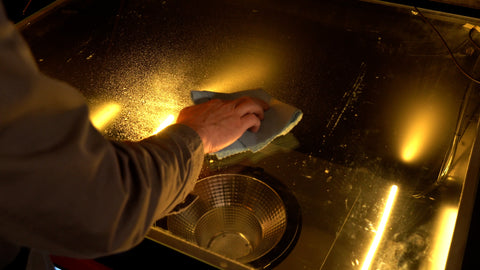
[
  {"x1": 0, "y1": 104, "x2": 203, "y2": 258},
  {"x1": 0, "y1": 5, "x2": 204, "y2": 258}
]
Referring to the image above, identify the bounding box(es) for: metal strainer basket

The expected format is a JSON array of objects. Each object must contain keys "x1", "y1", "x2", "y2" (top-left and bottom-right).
[{"x1": 167, "y1": 174, "x2": 287, "y2": 263}]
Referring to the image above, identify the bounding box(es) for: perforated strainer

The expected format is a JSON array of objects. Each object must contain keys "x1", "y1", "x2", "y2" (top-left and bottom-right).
[{"x1": 167, "y1": 174, "x2": 287, "y2": 263}]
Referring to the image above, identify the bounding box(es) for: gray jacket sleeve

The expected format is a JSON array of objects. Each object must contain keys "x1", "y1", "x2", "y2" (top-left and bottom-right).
[{"x1": 0, "y1": 5, "x2": 204, "y2": 259}]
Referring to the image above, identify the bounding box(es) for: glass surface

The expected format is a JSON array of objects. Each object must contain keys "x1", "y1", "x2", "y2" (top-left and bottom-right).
[{"x1": 18, "y1": 0, "x2": 480, "y2": 269}]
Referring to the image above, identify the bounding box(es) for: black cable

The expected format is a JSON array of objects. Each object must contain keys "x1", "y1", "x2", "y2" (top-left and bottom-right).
[
  {"x1": 412, "y1": 7, "x2": 480, "y2": 198},
  {"x1": 414, "y1": 7, "x2": 480, "y2": 85}
]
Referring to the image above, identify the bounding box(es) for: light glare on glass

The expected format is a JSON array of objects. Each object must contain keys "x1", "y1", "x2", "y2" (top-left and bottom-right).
[
  {"x1": 428, "y1": 206, "x2": 458, "y2": 270},
  {"x1": 361, "y1": 185, "x2": 398, "y2": 270},
  {"x1": 90, "y1": 102, "x2": 121, "y2": 130},
  {"x1": 152, "y1": 114, "x2": 175, "y2": 135}
]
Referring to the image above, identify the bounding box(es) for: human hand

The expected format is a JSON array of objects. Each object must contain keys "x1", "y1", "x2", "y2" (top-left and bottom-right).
[{"x1": 176, "y1": 97, "x2": 269, "y2": 154}]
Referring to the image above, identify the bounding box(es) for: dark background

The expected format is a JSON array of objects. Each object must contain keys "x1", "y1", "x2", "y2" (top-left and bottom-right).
[{"x1": 2, "y1": 0, "x2": 56, "y2": 22}]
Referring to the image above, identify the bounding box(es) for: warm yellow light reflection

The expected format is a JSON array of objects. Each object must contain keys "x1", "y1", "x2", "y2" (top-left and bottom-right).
[
  {"x1": 118, "y1": 80, "x2": 185, "y2": 140},
  {"x1": 361, "y1": 185, "x2": 398, "y2": 270},
  {"x1": 201, "y1": 57, "x2": 271, "y2": 92},
  {"x1": 429, "y1": 206, "x2": 458, "y2": 270},
  {"x1": 90, "y1": 103, "x2": 121, "y2": 130},
  {"x1": 402, "y1": 136, "x2": 421, "y2": 162},
  {"x1": 400, "y1": 108, "x2": 436, "y2": 162},
  {"x1": 199, "y1": 43, "x2": 276, "y2": 93},
  {"x1": 152, "y1": 114, "x2": 175, "y2": 135}
]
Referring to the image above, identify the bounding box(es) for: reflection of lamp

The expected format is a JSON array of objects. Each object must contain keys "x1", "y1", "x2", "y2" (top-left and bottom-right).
[
  {"x1": 199, "y1": 43, "x2": 276, "y2": 93},
  {"x1": 402, "y1": 134, "x2": 422, "y2": 162},
  {"x1": 90, "y1": 103, "x2": 121, "y2": 130},
  {"x1": 152, "y1": 114, "x2": 175, "y2": 135},
  {"x1": 361, "y1": 185, "x2": 398, "y2": 270},
  {"x1": 201, "y1": 57, "x2": 271, "y2": 92},
  {"x1": 428, "y1": 206, "x2": 458, "y2": 270},
  {"x1": 400, "y1": 107, "x2": 437, "y2": 163}
]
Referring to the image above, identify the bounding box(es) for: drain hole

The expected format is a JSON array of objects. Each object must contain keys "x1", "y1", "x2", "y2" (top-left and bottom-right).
[
  {"x1": 194, "y1": 206, "x2": 261, "y2": 260},
  {"x1": 207, "y1": 232, "x2": 253, "y2": 259}
]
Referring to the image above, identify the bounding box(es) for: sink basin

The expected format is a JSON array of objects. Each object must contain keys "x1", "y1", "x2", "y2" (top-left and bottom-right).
[
  {"x1": 162, "y1": 171, "x2": 302, "y2": 269},
  {"x1": 168, "y1": 174, "x2": 286, "y2": 263}
]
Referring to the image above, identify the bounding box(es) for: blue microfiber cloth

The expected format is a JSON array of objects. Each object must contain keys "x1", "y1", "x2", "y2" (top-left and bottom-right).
[{"x1": 191, "y1": 89, "x2": 303, "y2": 159}]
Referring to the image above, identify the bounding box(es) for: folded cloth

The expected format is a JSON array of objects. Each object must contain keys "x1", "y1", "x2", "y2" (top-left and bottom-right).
[{"x1": 191, "y1": 89, "x2": 303, "y2": 159}]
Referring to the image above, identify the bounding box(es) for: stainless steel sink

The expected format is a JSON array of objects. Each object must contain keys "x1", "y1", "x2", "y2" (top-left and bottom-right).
[
  {"x1": 152, "y1": 169, "x2": 302, "y2": 269},
  {"x1": 166, "y1": 174, "x2": 288, "y2": 263}
]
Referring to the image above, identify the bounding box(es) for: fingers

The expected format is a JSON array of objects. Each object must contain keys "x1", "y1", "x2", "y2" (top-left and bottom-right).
[
  {"x1": 241, "y1": 113, "x2": 262, "y2": 133},
  {"x1": 233, "y1": 97, "x2": 269, "y2": 120},
  {"x1": 232, "y1": 97, "x2": 268, "y2": 133}
]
